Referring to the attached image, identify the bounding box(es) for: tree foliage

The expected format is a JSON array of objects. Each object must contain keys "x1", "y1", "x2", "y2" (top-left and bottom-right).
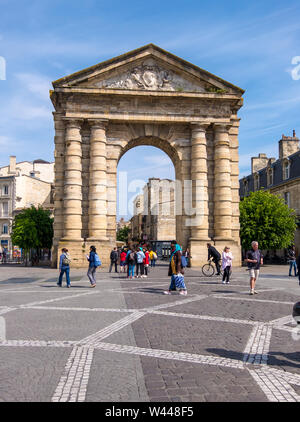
[
  {"x1": 11, "y1": 206, "x2": 54, "y2": 253},
  {"x1": 117, "y1": 226, "x2": 130, "y2": 242},
  {"x1": 239, "y1": 190, "x2": 297, "y2": 250}
]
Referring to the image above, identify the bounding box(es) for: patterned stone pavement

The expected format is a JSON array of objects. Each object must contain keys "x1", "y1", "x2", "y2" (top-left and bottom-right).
[{"x1": 0, "y1": 263, "x2": 299, "y2": 402}]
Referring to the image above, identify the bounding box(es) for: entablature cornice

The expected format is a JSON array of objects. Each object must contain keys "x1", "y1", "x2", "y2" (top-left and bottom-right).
[
  {"x1": 63, "y1": 112, "x2": 232, "y2": 125},
  {"x1": 52, "y1": 86, "x2": 243, "y2": 102}
]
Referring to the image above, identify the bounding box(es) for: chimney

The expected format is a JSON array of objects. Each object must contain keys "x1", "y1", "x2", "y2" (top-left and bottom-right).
[
  {"x1": 9, "y1": 156, "x2": 16, "y2": 174},
  {"x1": 251, "y1": 153, "x2": 269, "y2": 174},
  {"x1": 279, "y1": 131, "x2": 299, "y2": 159}
]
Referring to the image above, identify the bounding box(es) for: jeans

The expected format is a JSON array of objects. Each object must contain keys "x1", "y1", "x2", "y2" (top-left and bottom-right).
[
  {"x1": 87, "y1": 266, "x2": 97, "y2": 285},
  {"x1": 136, "y1": 263, "x2": 144, "y2": 276},
  {"x1": 58, "y1": 266, "x2": 70, "y2": 286},
  {"x1": 289, "y1": 260, "x2": 297, "y2": 276},
  {"x1": 222, "y1": 266, "x2": 231, "y2": 283},
  {"x1": 128, "y1": 264, "x2": 135, "y2": 277},
  {"x1": 150, "y1": 259, "x2": 156, "y2": 267},
  {"x1": 109, "y1": 261, "x2": 118, "y2": 273}
]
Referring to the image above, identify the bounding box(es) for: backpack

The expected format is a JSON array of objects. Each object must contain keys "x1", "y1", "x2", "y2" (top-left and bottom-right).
[
  {"x1": 181, "y1": 255, "x2": 187, "y2": 268},
  {"x1": 129, "y1": 251, "x2": 136, "y2": 263},
  {"x1": 62, "y1": 254, "x2": 71, "y2": 266},
  {"x1": 153, "y1": 252, "x2": 157, "y2": 260},
  {"x1": 94, "y1": 253, "x2": 102, "y2": 267}
]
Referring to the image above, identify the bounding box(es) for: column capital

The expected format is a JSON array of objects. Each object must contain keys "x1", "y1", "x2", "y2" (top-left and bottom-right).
[
  {"x1": 63, "y1": 118, "x2": 84, "y2": 129},
  {"x1": 213, "y1": 122, "x2": 232, "y2": 133},
  {"x1": 88, "y1": 118, "x2": 109, "y2": 130},
  {"x1": 190, "y1": 122, "x2": 210, "y2": 132}
]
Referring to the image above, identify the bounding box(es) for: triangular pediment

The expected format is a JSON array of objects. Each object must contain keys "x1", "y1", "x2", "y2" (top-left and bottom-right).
[{"x1": 53, "y1": 44, "x2": 244, "y2": 95}]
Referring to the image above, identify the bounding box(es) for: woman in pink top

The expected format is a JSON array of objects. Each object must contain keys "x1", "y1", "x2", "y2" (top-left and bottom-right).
[{"x1": 222, "y1": 246, "x2": 233, "y2": 284}]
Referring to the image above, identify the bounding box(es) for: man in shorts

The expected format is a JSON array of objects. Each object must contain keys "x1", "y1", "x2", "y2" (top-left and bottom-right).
[{"x1": 245, "y1": 241, "x2": 263, "y2": 295}]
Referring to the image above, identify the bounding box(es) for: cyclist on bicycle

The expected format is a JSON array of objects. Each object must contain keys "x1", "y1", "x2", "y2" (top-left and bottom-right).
[{"x1": 207, "y1": 243, "x2": 221, "y2": 275}]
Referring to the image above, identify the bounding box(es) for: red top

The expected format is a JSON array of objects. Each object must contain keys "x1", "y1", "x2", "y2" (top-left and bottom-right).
[
  {"x1": 143, "y1": 251, "x2": 150, "y2": 265},
  {"x1": 120, "y1": 251, "x2": 127, "y2": 262}
]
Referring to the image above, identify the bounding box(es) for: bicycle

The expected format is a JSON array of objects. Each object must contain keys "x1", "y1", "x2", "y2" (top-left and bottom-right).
[{"x1": 201, "y1": 259, "x2": 231, "y2": 277}]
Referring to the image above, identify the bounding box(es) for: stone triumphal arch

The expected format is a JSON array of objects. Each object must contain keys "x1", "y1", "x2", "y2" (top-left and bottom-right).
[{"x1": 50, "y1": 44, "x2": 244, "y2": 267}]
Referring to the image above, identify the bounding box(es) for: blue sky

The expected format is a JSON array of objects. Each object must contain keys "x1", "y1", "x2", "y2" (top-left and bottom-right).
[{"x1": 0, "y1": 0, "x2": 300, "y2": 218}]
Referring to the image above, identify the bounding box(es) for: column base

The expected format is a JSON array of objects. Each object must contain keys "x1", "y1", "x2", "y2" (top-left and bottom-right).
[
  {"x1": 213, "y1": 239, "x2": 241, "y2": 267},
  {"x1": 56, "y1": 238, "x2": 114, "y2": 268},
  {"x1": 189, "y1": 238, "x2": 241, "y2": 267},
  {"x1": 189, "y1": 239, "x2": 211, "y2": 267}
]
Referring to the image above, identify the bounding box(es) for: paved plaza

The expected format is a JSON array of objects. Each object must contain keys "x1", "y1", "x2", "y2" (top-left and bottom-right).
[{"x1": 0, "y1": 262, "x2": 299, "y2": 402}]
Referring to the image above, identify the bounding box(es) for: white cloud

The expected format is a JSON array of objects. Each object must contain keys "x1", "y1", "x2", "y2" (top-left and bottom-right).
[{"x1": 15, "y1": 73, "x2": 52, "y2": 101}]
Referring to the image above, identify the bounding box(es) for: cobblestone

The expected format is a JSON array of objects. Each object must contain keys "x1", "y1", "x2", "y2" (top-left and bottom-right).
[{"x1": 0, "y1": 264, "x2": 299, "y2": 401}]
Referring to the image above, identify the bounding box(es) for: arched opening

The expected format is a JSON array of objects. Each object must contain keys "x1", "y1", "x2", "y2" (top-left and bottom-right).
[{"x1": 116, "y1": 138, "x2": 180, "y2": 259}]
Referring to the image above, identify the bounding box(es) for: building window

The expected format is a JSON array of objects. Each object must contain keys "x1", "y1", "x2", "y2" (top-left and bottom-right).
[
  {"x1": 284, "y1": 192, "x2": 290, "y2": 208},
  {"x1": 2, "y1": 224, "x2": 8, "y2": 234},
  {"x1": 243, "y1": 179, "x2": 249, "y2": 195},
  {"x1": 1, "y1": 202, "x2": 8, "y2": 217},
  {"x1": 267, "y1": 168, "x2": 273, "y2": 186},
  {"x1": 3, "y1": 185, "x2": 9, "y2": 195},
  {"x1": 283, "y1": 161, "x2": 290, "y2": 180},
  {"x1": 254, "y1": 174, "x2": 260, "y2": 191}
]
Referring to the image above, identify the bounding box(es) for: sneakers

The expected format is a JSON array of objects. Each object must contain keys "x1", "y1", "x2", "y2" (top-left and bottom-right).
[
  {"x1": 90, "y1": 284, "x2": 96, "y2": 288},
  {"x1": 57, "y1": 283, "x2": 62, "y2": 287},
  {"x1": 254, "y1": 290, "x2": 258, "y2": 294},
  {"x1": 179, "y1": 290, "x2": 187, "y2": 296},
  {"x1": 163, "y1": 290, "x2": 172, "y2": 295},
  {"x1": 222, "y1": 281, "x2": 226, "y2": 284},
  {"x1": 67, "y1": 285, "x2": 71, "y2": 288},
  {"x1": 250, "y1": 289, "x2": 254, "y2": 295},
  {"x1": 226, "y1": 281, "x2": 230, "y2": 284}
]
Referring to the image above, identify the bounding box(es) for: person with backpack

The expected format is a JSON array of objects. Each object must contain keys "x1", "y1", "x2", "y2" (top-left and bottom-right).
[
  {"x1": 207, "y1": 243, "x2": 221, "y2": 275},
  {"x1": 87, "y1": 245, "x2": 101, "y2": 287},
  {"x1": 109, "y1": 247, "x2": 118, "y2": 273},
  {"x1": 126, "y1": 247, "x2": 136, "y2": 279},
  {"x1": 164, "y1": 240, "x2": 187, "y2": 295},
  {"x1": 57, "y1": 248, "x2": 71, "y2": 288},
  {"x1": 135, "y1": 247, "x2": 145, "y2": 278}
]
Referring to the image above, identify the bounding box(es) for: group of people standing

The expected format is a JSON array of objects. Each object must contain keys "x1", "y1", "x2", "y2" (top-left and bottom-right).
[{"x1": 109, "y1": 246, "x2": 158, "y2": 277}]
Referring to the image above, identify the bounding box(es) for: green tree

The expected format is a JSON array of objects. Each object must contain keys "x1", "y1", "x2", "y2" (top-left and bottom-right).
[
  {"x1": 11, "y1": 206, "x2": 54, "y2": 265},
  {"x1": 239, "y1": 190, "x2": 297, "y2": 250},
  {"x1": 117, "y1": 226, "x2": 130, "y2": 243}
]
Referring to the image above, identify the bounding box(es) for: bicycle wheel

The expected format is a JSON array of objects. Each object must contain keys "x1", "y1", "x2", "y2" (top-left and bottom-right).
[{"x1": 202, "y1": 263, "x2": 215, "y2": 277}]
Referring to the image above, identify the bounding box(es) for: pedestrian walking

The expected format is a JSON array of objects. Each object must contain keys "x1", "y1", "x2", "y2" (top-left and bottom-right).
[
  {"x1": 109, "y1": 247, "x2": 118, "y2": 273},
  {"x1": 57, "y1": 248, "x2": 71, "y2": 288},
  {"x1": 87, "y1": 245, "x2": 101, "y2": 287},
  {"x1": 221, "y1": 246, "x2": 233, "y2": 284},
  {"x1": 207, "y1": 243, "x2": 221, "y2": 275},
  {"x1": 143, "y1": 248, "x2": 150, "y2": 278},
  {"x1": 245, "y1": 241, "x2": 263, "y2": 295},
  {"x1": 288, "y1": 245, "x2": 297, "y2": 277},
  {"x1": 164, "y1": 240, "x2": 187, "y2": 295},
  {"x1": 135, "y1": 247, "x2": 145, "y2": 278}
]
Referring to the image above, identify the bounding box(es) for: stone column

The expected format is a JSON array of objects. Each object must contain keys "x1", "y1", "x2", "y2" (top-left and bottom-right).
[
  {"x1": 62, "y1": 119, "x2": 83, "y2": 240},
  {"x1": 213, "y1": 123, "x2": 232, "y2": 240},
  {"x1": 190, "y1": 122, "x2": 210, "y2": 240},
  {"x1": 51, "y1": 112, "x2": 65, "y2": 267},
  {"x1": 87, "y1": 119, "x2": 108, "y2": 240}
]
